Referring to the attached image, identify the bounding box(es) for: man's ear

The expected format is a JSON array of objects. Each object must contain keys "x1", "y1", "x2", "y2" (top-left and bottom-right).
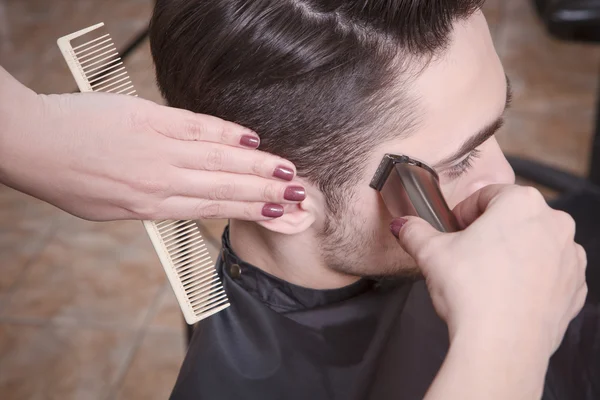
[{"x1": 256, "y1": 196, "x2": 318, "y2": 235}]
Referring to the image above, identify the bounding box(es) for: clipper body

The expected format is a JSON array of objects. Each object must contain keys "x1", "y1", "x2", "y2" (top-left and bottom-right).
[{"x1": 370, "y1": 154, "x2": 459, "y2": 233}]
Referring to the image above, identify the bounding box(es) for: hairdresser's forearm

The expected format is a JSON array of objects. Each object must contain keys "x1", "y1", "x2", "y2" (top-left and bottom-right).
[
  {"x1": 424, "y1": 325, "x2": 549, "y2": 400},
  {"x1": 0, "y1": 66, "x2": 39, "y2": 183},
  {"x1": 0, "y1": 65, "x2": 38, "y2": 124}
]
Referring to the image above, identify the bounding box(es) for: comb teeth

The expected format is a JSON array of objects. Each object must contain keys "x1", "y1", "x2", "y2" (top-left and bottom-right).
[
  {"x1": 57, "y1": 22, "x2": 136, "y2": 96},
  {"x1": 75, "y1": 33, "x2": 135, "y2": 96},
  {"x1": 154, "y1": 220, "x2": 230, "y2": 319},
  {"x1": 57, "y1": 23, "x2": 229, "y2": 325}
]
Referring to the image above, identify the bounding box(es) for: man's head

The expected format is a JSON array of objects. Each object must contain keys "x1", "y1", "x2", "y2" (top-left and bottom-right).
[{"x1": 150, "y1": 0, "x2": 514, "y2": 279}]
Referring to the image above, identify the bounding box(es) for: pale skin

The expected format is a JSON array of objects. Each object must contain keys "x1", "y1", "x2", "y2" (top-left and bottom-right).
[
  {"x1": 229, "y1": 10, "x2": 587, "y2": 399},
  {"x1": 0, "y1": 66, "x2": 304, "y2": 222}
]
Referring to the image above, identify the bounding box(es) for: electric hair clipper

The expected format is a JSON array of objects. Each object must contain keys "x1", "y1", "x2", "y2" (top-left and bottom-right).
[{"x1": 370, "y1": 154, "x2": 459, "y2": 233}]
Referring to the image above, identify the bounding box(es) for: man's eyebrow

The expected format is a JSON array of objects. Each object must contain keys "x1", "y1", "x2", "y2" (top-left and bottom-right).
[{"x1": 434, "y1": 75, "x2": 512, "y2": 168}]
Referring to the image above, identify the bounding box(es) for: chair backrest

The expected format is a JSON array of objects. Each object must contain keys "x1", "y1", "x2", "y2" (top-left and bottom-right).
[{"x1": 534, "y1": 0, "x2": 600, "y2": 42}]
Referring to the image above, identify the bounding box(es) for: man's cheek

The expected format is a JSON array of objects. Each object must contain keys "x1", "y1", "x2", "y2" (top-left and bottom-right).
[
  {"x1": 353, "y1": 186, "x2": 388, "y2": 219},
  {"x1": 440, "y1": 181, "x2": 464, "y2": 210}
]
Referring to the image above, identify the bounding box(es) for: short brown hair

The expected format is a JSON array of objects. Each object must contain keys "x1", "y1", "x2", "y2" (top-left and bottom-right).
[{"x1": 150, "y1": 0, "x2": 483, "y2": 214}]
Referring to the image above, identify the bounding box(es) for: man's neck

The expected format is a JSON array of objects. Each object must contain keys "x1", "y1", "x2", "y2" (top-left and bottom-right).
[{"x1": 229, "y1": 220, "x2": 360, "y2": 290}]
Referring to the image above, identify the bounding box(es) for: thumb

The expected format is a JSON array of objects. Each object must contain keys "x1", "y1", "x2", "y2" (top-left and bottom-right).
[
  {"x1": 391, "y1": 217, "x2": 443, "y2": 261},
  {"x1": 453, "y1": 184, "x2": 511, "y2": 229}
]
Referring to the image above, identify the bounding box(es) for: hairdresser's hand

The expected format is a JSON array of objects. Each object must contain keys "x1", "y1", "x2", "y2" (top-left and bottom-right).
[
  {"x1": 392, "y1": 184, "x2": 587, "y2": 357},
  {"x1": 0, "y1": 67, "x2": 301, "y2": 221}
]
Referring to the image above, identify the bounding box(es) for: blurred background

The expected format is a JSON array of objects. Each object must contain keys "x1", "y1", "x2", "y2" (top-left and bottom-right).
[{"x1": 0, "y1": 0, "x2": 599, "y2": 399}]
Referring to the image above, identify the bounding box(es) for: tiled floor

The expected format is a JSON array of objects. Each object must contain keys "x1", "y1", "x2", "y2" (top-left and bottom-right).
[{"x1": 1, "y1": 0, "x2": 599, "y2": 398}]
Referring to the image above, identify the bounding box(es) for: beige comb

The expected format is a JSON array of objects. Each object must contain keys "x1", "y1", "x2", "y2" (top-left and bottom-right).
[{"x1": 57, "y1": 23, "x2": 230, "y2": 324}]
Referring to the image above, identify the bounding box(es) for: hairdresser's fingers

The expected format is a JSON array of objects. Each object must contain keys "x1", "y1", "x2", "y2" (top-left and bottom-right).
[
  {"x1": 169, "y1": 170, "x2": 306, "y2": 204},
  {"x1": 153, "y1": 198, "x2": 285, "y2": 221},
  {"x1": 149, "y1": 104, "x2": 260, "y2": 147},
  {"x1": 452, "y1": 184, "x2": 514, "y2": 228},
  {"x1": 392, "y1": 217, "x2": 445, "y2": 272},
  {"x1": 576, "y1": 243, "x2": 588, "y2": 272},
  {"x1": 570, "y1": 282, "x2": 588, "y2": 320},
  {"x1": 170, "y1": 141, "x2": 296, "y2": 181},
  {"x1": 568, "y1": 245, "x2": 588, "y2": 319}
]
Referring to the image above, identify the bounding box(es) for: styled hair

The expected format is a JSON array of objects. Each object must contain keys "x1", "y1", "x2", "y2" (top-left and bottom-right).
[{"x1": 150, "y1": 0, "x2": 483, "y2": 215}]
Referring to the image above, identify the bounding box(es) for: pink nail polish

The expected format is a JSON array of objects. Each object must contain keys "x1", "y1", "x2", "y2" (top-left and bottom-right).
[
  {"x1": 284, "y1": 186, "x2": 306, "y2": 201},
  {"x1": 240, "y1": 135, "x2": 260, "y2": 148},
  {"x1": 273, "y1": 166, "x2": 294, "y2": 181},
  {"x1": 390, "y1": 218, "x2": 408, "y2": 238},
  {"x1": 262, "y1": 204, "x2": 284, "y2": 218}
]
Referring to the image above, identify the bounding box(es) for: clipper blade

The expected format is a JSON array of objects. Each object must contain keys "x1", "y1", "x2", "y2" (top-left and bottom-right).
[{"x1": 370, "y1": 154, "x2": 458, "y2": 233}]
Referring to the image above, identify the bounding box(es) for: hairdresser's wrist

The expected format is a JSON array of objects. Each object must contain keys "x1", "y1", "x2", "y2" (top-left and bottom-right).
[
  {"x1": 450, "y1": 322, "x2": 549, "y2": 397},
  {"x1": 425, "y1": 324, "x2": 549, "y2": 400},
  {"x1": 449, "y1": 310, "x2": 556, "y2": 357}
]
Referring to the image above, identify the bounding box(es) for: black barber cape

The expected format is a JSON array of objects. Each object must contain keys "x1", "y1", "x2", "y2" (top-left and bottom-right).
[{"x1": 171, "y1": 228, "x2": 600, "y2": 400}]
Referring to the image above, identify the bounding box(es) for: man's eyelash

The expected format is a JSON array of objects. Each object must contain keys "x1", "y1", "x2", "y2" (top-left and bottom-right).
[{"x1": 444, "y1": 149, "x2": 482, "y2": 179}]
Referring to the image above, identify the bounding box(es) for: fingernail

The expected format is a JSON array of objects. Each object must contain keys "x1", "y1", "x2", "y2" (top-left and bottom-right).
[
  {"x1": 240, "y1": 135, "x2": 260, "y2": 148},
  {"x1": 390, "y1": 218, "x2": 408, "y2": 239},
  {"x1": 273, "y1": 165, "x2": 294, "y2": 181},
  {"x1": 284, "y1": 186, "x2": 306, "y2": 201},
  {"x1": 262, "y1": 203, "x2": 284, "y2": 218}
]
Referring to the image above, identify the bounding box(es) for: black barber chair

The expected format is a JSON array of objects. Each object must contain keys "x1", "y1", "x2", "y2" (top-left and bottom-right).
[
  {"x1": 534, "y1": 0, "x2": 600, "y2": 41},
  {"x1": 511, "y1": 0, "x2": 600, "y2": 301}
]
